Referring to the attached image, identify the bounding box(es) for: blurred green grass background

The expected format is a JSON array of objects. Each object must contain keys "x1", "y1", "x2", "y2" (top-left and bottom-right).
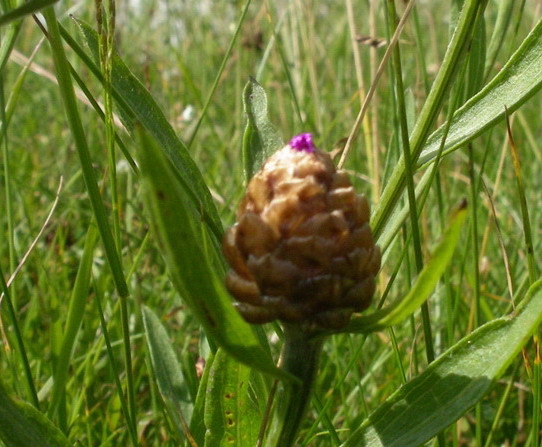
[{"x1": 1, "y1": 1, "x2": 541, "y2": 445}]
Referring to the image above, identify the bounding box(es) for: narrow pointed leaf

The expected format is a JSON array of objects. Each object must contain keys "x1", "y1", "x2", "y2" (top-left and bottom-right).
[
  {"x1": 49, "y1": 225, "x2": 98, "y2": 418},
  {"x1": 142, "y1": 306, "x2": 194, "y2": 437},
  {"x1": 346, "y1": 202, "x2": 468, "y2": 333},
  {"x1": 419, "y1": 16, "x2": 542, "y2": 166},
  {"x1": 242, "y1": 77, "x2": 283, "y2": 180},
  {"x1": 0, "y1": 0, "x2": 58, "y2": 27},
  {"x1": 0, "y1": 382, "x2": 70, "y2": 447},
  {"x1": 136, "y1": 129, "x2": 289, "y2": 381},
  {"x1": 341, "y1": 279, "x2": 542, "y2": 447}
]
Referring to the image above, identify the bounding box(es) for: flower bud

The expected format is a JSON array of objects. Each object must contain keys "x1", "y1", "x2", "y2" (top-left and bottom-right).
[{"x1": 223, "y1": 133, "x2": 380, "y2": 329}]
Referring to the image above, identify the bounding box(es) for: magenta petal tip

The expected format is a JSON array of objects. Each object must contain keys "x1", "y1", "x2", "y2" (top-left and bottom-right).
[{"x1": 289, "y1": 133, "x2": 315, "y2": 153}]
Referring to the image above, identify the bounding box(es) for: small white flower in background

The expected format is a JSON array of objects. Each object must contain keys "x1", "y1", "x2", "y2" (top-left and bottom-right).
[
  {"x1": 181, "y1": 105, "x2": 196, "y2": 123},
  {"x1": 116, "y1": 159, "x2": 133, "y2": 174}
]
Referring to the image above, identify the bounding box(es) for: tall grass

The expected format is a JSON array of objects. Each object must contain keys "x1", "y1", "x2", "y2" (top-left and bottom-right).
[{"x1": 0, "y1": 1, "x2": 541, "y2": 446}]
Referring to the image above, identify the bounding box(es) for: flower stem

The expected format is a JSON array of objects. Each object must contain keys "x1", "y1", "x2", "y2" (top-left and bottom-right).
[{"x1": 274, "y1": 324, "x2": 324, "y2": 447}]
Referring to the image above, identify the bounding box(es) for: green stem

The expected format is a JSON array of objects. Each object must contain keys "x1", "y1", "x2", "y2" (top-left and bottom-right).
[
  {"x1": 386, "y1": 0, "x2": 437, "y2": 366},
  {"x1": 274, "y1": 325, "x2": 324, "y2": 447}
]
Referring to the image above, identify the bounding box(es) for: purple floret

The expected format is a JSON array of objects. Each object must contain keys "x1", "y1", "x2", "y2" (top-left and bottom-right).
[{"x1": 289, "y1": 133, "x2": 315, "y2": 153}]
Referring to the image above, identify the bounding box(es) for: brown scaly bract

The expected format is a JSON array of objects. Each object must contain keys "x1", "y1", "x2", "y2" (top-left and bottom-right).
[{"x1": 223, "y1": 134, "x2": 381, "y2": 330}]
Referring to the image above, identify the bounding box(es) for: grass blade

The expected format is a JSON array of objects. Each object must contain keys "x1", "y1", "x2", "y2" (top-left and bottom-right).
[
  {"x1": 48, "y1": 225, "x2": 98, "y2": 421},
  {"x1": 0, "y1": 0, "x2": 58, "y2": 27},
  {"x1": 505, "y1": 112, "x2": 537, "y2": 283},
  {"x1": 0, "y1": 263, "x2": 39, "y2": 408},
  {"x1": 484, "y1": 0, "x2": 515, "y2": 79},
  {"x1": 386, "y1": 1, "x2": 438, "y2": 373}
]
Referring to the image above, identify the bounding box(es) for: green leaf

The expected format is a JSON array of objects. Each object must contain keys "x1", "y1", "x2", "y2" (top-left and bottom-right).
[
  {"x1": 72, "y1": 17, "x2": 223, "y2": 241},
  {"x1": 0, "y1": 0, "x2": 58, "y2": 27},
  {"x1": 204, "y1": 349, "x2": 267, "y2": 447},
  {"x1": 0, "y1": 382, "x2": 70, "y2": 447},
  {"x1": 346, "y1": 201, "x2": 468, "y2": 333},
  {"x1": 142, "y1": 306, "x2": 194, "y2": 438},
  {"x1": 136, "y1": 128, "x2": 290, "y2": 382},
  {"x1": 418, "y1": 16, "x2": 542, "y2": 167},
  {"x1": 49, "y1": 225, "x2": 98, "y2": 420},
  {"x1": 242, "y1": 77, "x2": 283, "y2": 181},
  {"x1": 341, "y1": 279, "x2": 542, "y2": 447}
]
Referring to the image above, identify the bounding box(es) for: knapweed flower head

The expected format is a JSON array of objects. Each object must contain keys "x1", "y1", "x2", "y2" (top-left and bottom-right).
[
  {"x1": 223, "y1": 133, "x2": 380, "y2": 330},
  {"x1": 289, "y1": 132, "x2": 315, "y2": 153}
]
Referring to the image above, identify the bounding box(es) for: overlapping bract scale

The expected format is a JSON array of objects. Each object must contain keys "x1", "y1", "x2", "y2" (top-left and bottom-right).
[{"x1": 224, "y1": 143, "x2": 380, "y2": 329}]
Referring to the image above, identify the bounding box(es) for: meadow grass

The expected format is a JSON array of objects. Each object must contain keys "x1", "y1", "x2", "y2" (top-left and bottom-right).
[{"x1": 0, "y1": 1, "x2": 541, "y2": 446}]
